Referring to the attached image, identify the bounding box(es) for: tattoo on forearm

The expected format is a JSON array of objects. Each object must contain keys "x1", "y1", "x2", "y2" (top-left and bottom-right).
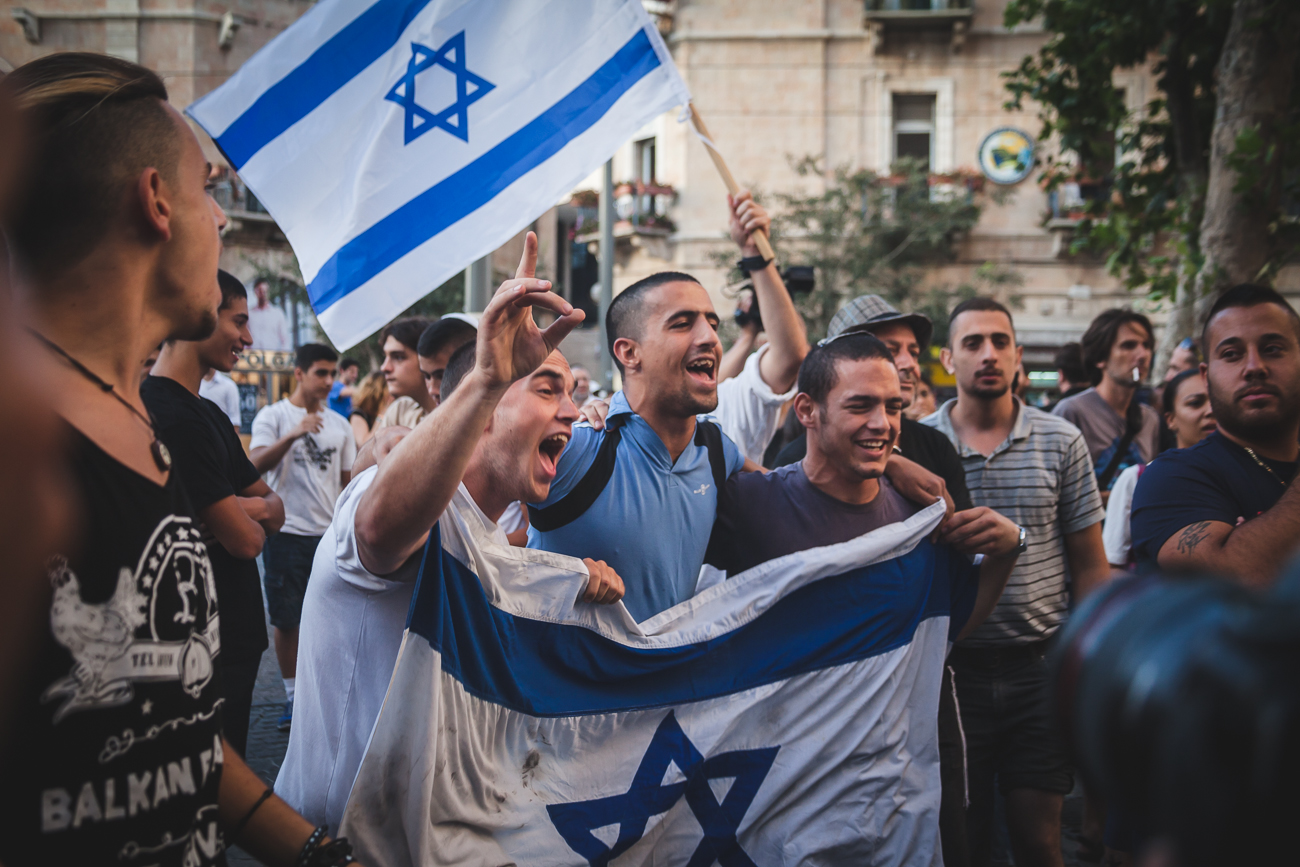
[{"x1": 1176, "y1": 521, "x2": 1212, "y2": 555}]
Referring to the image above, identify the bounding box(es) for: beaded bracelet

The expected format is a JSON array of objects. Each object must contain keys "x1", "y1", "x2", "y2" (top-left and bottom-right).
[
  {"x1": 295, "y1": 825, "x2": 357, "y2": 867},
  {"x1": 294, "y1": 826, "x2": 328, "y2": 867}
]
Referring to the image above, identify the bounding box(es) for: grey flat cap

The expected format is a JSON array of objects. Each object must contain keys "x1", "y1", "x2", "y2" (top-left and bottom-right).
[{"x1": 826, "y1": 294, "x2": 934, "y2": 348}]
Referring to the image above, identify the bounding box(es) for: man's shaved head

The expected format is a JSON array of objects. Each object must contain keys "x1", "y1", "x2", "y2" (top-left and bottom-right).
[{"x1": 606, "y1": 271, "x2": 704, "y2": 374}]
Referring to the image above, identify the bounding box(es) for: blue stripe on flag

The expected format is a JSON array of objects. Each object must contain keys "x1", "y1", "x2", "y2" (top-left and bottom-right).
[
  {"x1": 218, "y1": 0, "x2": 437, "y2": 167},
  {"x1": 306, "y1": 28, "x2": 660, "y2": 313},
  {"x1": 406, "y1": 527, "x2": 978, "y2": 717}
]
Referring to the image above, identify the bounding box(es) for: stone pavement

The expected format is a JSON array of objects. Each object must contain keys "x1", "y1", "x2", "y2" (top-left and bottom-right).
[{"x1": 226, "y1": 617, "x2": 288, "y2": 867}]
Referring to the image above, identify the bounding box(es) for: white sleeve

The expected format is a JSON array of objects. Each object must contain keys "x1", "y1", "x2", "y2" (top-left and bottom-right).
[
  {"x1": 1102, "y1": 464, "x2": 1141, "y2": 566},
  {"x1": 248, "y1": 404, "x2": 279, "y2": 449},
  {"x1": 338, "y1": 414, "x2": 357, "y2": 472},
  {"x1": 330, "y1": 467, "x2": 411, "y2": 592},
  {"x1": 220, "y1": 383, "x2": 241, "y2": 426},
  {"x1": 499, "y1": 501, "x2": 527, "y2": 534},
  {"x1": 713, "y1": 344, "x2": 798, "y2": 464}
]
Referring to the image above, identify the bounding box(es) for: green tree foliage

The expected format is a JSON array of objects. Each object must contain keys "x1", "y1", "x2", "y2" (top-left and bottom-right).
[
  {"x1": 757, "y1": 157, "x2": 1011, "y2": 338},
  {"x1": 1002, "y1": 0, "x2": 1299, "y2": 305}
]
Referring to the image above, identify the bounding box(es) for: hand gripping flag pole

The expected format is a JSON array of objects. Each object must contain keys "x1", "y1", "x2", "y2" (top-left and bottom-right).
[{"x1": 686, "y1": 103, "x2": 776, "y2": 262}]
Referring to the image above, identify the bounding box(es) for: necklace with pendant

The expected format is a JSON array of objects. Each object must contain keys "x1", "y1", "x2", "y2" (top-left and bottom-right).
[
  {"x1": 1241, "y1": 445, "x2": 1288, "y2": 489},
  {"x1": 28, "y1": 329, "x2": 172, "y2": 472}
]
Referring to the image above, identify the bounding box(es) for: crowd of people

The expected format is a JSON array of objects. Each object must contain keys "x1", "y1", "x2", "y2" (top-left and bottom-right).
[{"x1": 1, "y1": 51, "x2": 1298, "y2": 867}]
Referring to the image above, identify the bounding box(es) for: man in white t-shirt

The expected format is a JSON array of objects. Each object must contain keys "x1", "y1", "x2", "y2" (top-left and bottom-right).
[
  {"x1": 247, "y1": 277, "x2": 292, "y2": 351},
  {"x1": 199, "y1": 367, "x2": 242, "y2": 429},
  {"x1": 250, "y1": 343, "x2": 356, "y2": 731},
  {"x1": 276, "y1": 233, "x2": 625, "y2": 831}
]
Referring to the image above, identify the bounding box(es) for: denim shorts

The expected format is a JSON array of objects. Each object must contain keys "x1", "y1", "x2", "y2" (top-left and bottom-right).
[
  {"x1": 262, "y1": 532, "x2": 322, "y2": 630},
  {"x1": 948, "y1": 641, "x2": 1074, "y2": 796}
]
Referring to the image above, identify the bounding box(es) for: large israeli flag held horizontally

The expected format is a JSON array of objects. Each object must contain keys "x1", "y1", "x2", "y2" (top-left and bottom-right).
[
  {"x1": 340, "y1": 495, "x2": 977, "y2": 866},
  {"x1": 188, "y1": 0, "x2": 690, "y2": 349}
]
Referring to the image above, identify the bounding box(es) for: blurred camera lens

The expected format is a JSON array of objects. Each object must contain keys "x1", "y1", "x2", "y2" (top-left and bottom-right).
[{"x1": 1051, "y1": 570, "x2": 1300, "y2": 866}]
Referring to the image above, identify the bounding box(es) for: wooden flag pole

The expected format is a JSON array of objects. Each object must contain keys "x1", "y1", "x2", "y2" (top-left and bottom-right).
[{"x1": 687, "y1": 103, "x2": 775, "y2": 262}]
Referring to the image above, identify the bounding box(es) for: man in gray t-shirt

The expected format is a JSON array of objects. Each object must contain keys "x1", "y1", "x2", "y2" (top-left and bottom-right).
[
  {"x1": 1052, "y1": 309, "x2": 1160, "y2": 490},
  {"x1": 707, "y1": 332, "x2": 1021, "y2": 624},
  {"x1": 709, "y1": 462, "x2": 915, "y2": 574}
]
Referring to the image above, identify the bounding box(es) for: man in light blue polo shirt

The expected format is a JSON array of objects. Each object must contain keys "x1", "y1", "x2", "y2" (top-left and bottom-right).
[{"x1": 527, "y1": 271, "x2": 746, "y2": 622}]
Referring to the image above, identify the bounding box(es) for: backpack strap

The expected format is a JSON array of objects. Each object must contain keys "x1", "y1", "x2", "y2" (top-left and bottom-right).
[
  {"x1": 1096, "y1": 399, "x2": 1144, "y2": 491},
  {"x1": 694, "y1": 419, "x2": 730, "y2": 494},
  {"x1": 527, "y1": 415, "x2": 626, "y2": 533}
]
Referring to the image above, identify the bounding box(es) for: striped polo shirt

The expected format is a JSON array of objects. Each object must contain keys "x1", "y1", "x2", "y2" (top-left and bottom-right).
[{"x1": 922, "y1": 398, "x2": 1104, "y2": 646}]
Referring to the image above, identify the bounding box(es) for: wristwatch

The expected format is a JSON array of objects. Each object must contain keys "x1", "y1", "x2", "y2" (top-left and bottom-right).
[
  {"x1": 1015, "y1": 525, "x2": 1028, "y2": 553},
  {"x1": 737, "y1": 254, "x2": 773, "y2": 274}
]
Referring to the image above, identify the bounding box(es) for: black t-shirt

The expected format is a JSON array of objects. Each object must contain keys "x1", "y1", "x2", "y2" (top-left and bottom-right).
[
  {"x1": 143, "y1": 375, "x2": 267, "y2": 665},
  {"x1": 1130, "y1": 431, "x2": 1296, "y2": 569},
  {"x1": 0, "y1": 427, "x2": 226, "y2": 866},
  {"x1": 771, "y1": 418, "x2": 975, "y2": 512}
]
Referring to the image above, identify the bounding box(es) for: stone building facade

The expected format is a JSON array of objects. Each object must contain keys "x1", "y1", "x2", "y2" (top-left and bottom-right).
[
  {"x1": 577, "y1": 0, "x2": 1168, "y2": 394},
  {"x1": 2, "y1": 0, "x2": 316, "y2": 325}
]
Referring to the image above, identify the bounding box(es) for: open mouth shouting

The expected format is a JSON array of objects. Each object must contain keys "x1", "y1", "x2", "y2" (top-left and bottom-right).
[
  {"x1": 537, "y1": 431, "x2": 570, "y2": 478},
  {"x1": 685, "y1": 355, "x2": 717, "y2": 388}
]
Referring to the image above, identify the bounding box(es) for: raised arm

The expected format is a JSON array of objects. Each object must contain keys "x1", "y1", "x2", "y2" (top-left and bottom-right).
[
  {"x1": 355, "y1": 233, "x2": 584, "y2": 576},
  {"x1": 1157, "y1": 480, "x2": 1300, "y2": 588},
  {"x1": 718, "y1": 321, "x2": 759, "y2": 383},
  {"x1": 249, "y1": 412, "x2": 320, "y2": 474},
  {"x1": 729, "y1": 191, "x2": 807, "y2": 392}
]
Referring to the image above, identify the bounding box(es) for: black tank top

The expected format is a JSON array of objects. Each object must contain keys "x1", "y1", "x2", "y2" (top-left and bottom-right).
[{"x1": 0, "y1": 426, "x2": 227, "y2": 866}]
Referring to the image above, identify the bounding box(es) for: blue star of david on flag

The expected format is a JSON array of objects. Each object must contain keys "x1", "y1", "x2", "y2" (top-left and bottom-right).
[
  {"x1": 547, "y1": 712, "x2": 779, "y2": 867},
  {"x1": 384, "y1": 31, "x2": 495, "y2": 145}
]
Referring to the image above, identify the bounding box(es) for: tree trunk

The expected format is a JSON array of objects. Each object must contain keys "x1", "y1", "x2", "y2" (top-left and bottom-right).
[{"x1": 1158, "y1": 0, "x2": 1300, "y2": 367}]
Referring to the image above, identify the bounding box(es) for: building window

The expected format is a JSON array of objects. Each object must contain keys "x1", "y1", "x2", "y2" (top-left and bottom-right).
[
  {"x1": 634, "y1": 137, "x2": 657, "y2": 219},
  {"x1": 635, "y1": 137, "x2": 657, "y2": 184},
  {"x1": 893, "y1": 93, "x2": 935, "y2": 171}
]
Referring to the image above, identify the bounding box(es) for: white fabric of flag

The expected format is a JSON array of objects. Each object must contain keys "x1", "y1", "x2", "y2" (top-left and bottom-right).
[
  {"x1": 340, "y1": 496, "x2": 976, "y2": 866},
  {"x1": 187, "y1": 0, "x2": 690, "y2": 349}
]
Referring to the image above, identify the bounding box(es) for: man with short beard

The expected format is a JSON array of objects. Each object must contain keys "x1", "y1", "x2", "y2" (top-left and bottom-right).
[
  {"x1": 529, "y1": 219, "x2": 950, "y2": 622},
  {"x1": 1130, "y1": 284, "x2": 1300, "y2": 587},
  {"x1": 922, "y1": 297, "x2": 1108, "y2": 867}
]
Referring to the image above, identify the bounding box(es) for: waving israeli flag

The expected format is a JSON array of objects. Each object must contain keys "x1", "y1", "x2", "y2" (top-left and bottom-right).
[
  {"x1": 188, "y1": 0, "x2": 690, "y2": 349},
  {"x1": 340, "y1": 496, "x2": 976, "y2": 866}
]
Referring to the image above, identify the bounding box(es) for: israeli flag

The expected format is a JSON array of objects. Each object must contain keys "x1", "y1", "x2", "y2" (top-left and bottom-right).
[
  {"x1": 187, "y1": 0, "x2": 690, "y2": 349},
  {"x1": 341, "y1": 495, "x2": 977, "y2": 866}
]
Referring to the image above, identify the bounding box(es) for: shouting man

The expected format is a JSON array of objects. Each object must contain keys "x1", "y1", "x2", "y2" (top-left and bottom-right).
[{"x1": 276, "y1": 234, "x2": 625, "y2": 832}]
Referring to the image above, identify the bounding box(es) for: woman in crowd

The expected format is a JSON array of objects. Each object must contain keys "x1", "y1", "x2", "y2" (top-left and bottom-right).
[
  {"x1": 1103, "y1": 368, "x2": 1216, "y2": 567},
  {"x1": 350, "y1": 370, "x2": 390, "y2": 446},
  {"x1": 904, "y1": 370, "x2": 937, "y2": 421}
]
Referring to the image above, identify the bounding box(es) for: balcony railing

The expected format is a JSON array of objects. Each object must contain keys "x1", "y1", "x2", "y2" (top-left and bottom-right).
[{"x1": 866, "y1": 0, "x2": 970, "y2": 12}]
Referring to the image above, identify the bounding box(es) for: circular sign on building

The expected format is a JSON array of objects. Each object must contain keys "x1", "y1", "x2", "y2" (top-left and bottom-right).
[{"x1": 978, "y1": 128, "x2": 1035, "y2": 185}]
